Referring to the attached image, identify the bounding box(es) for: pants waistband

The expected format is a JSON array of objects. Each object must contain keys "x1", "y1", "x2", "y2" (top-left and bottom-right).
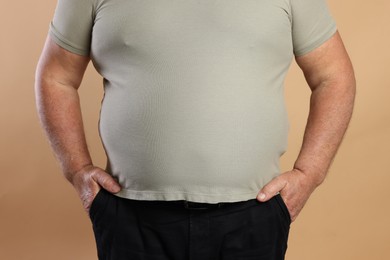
[{"x1": 120, "y1": 197, "x2": 259, "y2": 211}]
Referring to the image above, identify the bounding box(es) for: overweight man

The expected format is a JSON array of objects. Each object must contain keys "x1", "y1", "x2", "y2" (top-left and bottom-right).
[{"x1": 35, "y1": 0, "x2": 355, "y2": 259}]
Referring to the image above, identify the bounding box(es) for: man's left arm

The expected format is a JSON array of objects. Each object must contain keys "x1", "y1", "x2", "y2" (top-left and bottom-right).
[{"x1": 257, "y1": 31, "x2": 356, "y2": 222}]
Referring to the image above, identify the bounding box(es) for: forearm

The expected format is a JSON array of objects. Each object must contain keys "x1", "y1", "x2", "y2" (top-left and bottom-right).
[
  {"x1": 293, "y1": 78, "x2": 356, "y2": 186},
  {"x1": 35, "y1": 78, "x2": 92, "y2": 183}
]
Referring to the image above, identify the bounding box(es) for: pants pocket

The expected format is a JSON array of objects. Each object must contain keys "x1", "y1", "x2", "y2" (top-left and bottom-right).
[
  {"x1": 274, "y1": 194, "x2": 291, "y2": 224},
  {"x1": 89, "y1": 188, "x2": 107, "y2": 221}
]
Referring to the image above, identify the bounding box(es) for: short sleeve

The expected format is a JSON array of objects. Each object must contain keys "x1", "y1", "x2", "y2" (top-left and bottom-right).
[
  {"x1": 291, "y1": 0, "x2": 337, "y2": 57},
  {"x1": 48, "y1": 0, "x2": 95, "y2": 56}
]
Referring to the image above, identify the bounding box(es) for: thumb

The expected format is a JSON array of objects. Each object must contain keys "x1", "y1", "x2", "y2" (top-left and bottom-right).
[
  {"x1": 257, "y1": 176, "x2": 287, "y2": 202},
  {"x1": 92, "y1": 169, "x2": 122, "y2": 194}
]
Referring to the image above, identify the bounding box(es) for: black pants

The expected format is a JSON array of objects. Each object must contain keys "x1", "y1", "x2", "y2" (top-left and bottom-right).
[{"x1": 89, "y1": 188, "x2": 291, "y2": 260}]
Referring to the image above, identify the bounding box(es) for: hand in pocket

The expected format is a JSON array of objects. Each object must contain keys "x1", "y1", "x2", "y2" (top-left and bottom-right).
[{"x1": 69, "y1": 165, "x2": 121, "y2": 216}]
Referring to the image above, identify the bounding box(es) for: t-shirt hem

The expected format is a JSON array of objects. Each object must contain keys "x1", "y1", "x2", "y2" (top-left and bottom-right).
[
  {"x1": 48, "y1": 22, "x2": 90, "y2": 56},
  {"x1": 112, "y1": 188, "x2": 260, "y2": 204}
]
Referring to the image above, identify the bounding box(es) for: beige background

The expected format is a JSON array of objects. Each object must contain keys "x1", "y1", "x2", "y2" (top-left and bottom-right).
[{"x1": 1, "y1": 0, "x2": 389, "y2": 259}]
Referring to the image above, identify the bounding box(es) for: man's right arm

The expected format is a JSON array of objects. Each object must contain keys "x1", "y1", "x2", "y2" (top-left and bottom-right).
[{"x1": 34, "y1": 35, "x2": 121, "y2": 215}]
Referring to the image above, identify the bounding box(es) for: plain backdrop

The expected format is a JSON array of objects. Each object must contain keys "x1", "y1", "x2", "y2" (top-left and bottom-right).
[{"x1": 1, "y1": 0, "x2": 389, "y2": 259}]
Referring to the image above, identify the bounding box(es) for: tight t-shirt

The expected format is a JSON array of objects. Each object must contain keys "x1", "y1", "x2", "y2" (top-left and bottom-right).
[{"x1": 49, "y1": 0, "x2": 337, "y2": 203}]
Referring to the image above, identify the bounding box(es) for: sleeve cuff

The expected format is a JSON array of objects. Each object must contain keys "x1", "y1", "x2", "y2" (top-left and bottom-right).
[
  {"x1": 293, "y1": 22, "x2": 337, "y2": 57},
  {"x1": 48, "y1": 21, "x2": 90, "y2": 57}
]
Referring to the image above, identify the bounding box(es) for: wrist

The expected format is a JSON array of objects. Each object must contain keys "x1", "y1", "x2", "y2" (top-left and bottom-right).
[
  {"x1": 292, "y1": 166, "x2": 326, "y2": 188},
  {"x1": 63, "y1": 163, "x2": 94, "y2": 185}
]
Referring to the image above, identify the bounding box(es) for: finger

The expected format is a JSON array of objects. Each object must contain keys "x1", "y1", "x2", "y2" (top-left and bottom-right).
[
  {"x1": 91, "y1": 169, "x2": 122, "y2": 193},
  {"x1": 257, "y1": 176, "x2": 287, "y2": 202}
]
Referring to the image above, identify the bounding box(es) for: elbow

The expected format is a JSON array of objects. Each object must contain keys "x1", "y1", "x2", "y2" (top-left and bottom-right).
[
  {"x1": 313, "y1": 64, "x2": 356, "y2": 103},
  {"x1": 34, "y1": 67, "x2": 51, "y2": 107},
  {"x1": 341, "y1": 65, "x2": 357, "y2": 106}
]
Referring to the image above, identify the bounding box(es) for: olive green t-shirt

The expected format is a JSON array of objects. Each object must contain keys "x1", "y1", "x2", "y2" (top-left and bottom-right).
[{"x1": 49, "y1": 0, "x2": 337, "y2": 203}]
